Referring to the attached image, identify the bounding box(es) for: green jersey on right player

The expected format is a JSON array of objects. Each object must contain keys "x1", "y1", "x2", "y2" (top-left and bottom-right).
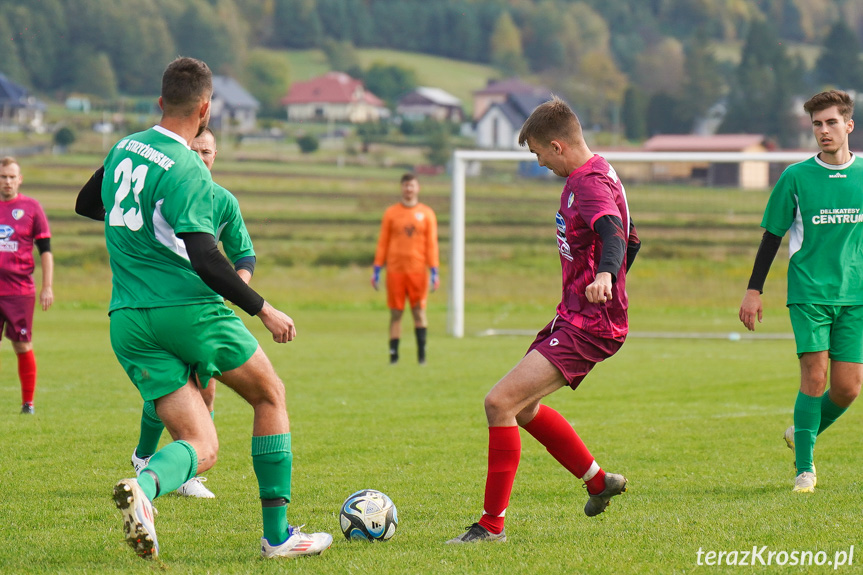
[
  {"x1": 740, "y1": 89, "x2": 863, "y2": 497},
  {"x1": 761, "y1": 155, "x2": 863, "y2": 305}
]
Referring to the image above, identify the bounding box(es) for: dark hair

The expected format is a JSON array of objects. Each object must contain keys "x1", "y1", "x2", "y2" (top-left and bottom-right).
[
  {"x1": 518, "y1": 95, "x2": 582, "y2": 147},
  {"x1": 400, "y1": 173, "x2": 417, "y2": 184},
  {"x1": 161, "y1": 57, "x2": 212, "y2": 117},
  {"x1": 803, "y1": 90, "x2": 854, "y2": 121}
]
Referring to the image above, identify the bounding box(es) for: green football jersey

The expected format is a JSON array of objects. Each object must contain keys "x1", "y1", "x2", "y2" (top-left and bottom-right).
[
  {"x1": 213, "y1": 183, "x2": 254, "y2": 265},
  {"x1": 102, "y1": 126, "x2": 222, "y2": 312},
  {"x1": 762, "y1": 154, "x2": 863, "y2": 305}
]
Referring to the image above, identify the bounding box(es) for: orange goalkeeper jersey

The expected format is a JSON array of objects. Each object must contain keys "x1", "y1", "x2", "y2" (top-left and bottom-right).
[{"x1": 373, "y1": 202, "x2": 439, "y2": 274}]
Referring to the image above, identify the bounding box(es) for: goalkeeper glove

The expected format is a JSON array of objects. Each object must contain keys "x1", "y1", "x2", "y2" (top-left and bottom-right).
[
  {"x1": 430, "y1": 267, "x2": 439, "y2": 292},
  {"x1": 371, "y1": 265, "x2": 381, "y2": 290}
]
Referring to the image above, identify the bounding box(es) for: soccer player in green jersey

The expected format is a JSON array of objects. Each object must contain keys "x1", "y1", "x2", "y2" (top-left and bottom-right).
[
  {"x1": 739, "y1": 90, "x2": 863, "y2": 494},
  {"x1": 129, "y1": 127, "x2": 255, "y2": 498},
  {"x1": 78, "y1": 57, "x2": 331, "y2": 560},
  {"x1": 78, "y1": 131, "x2": 256, "y2": 500}
]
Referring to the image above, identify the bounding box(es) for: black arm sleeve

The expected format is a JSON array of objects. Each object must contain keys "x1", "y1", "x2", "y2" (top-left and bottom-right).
[
  {"x1": 180, "y1": 232, "x2": 265, "y2": 316},
  {"x1": 75, "y1": 166, "x2": 106, "y2": 221},
  {"x1": 626, "y1": 220, "x2": 640, "y2": 273},
  {"x1": 594, "y1": 215, "x2": 627, "y2": 282},
  {"x1": 747, "y1": 230, "x2": 782, "y2": 293},
  {"x1": 35, "y1": 238, "x2": 51, "y2": 254},
  {"x1": 233, "y1": 255, "x2": 256, "y2": 276}
]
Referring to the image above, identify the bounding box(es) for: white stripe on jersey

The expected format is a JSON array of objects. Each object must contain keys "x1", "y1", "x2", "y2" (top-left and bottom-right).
[{"x1": 153, "y1": 199, "x2": 189, "y2": 260}]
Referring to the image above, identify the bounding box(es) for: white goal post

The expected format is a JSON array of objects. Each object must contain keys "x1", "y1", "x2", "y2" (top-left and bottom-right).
[{"x1": 447, "y1": 149, "x2": 814, "y2": 338}]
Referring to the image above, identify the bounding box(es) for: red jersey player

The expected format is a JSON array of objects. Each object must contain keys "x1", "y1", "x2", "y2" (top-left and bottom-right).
[
  {"x1": 0, "y1": 157, "x2": 53, "y2": 414},
  {"x1": 448, "y1": 97, "x2": 640, "y2": 543}
]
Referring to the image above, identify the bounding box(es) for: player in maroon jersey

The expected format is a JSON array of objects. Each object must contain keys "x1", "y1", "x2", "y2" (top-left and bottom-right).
[
  {"x1": 448, "y1": 97, "x2": 640, "y2": 543},
  {"x1": 0, "y1": 157, "x2": 53, "y2": 414}
]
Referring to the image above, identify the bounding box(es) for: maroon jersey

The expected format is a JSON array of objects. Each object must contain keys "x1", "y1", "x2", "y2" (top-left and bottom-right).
[
  {"x1": 555, "y1": 155, "x2": 631, "y2": 339},
  {"x1": 0, "y1": 194, "x2": 50, "y2": 296}
]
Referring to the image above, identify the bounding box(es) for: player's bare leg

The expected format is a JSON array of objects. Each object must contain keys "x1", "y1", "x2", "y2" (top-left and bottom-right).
[
  {"x1": 115, "y1": 377, "x2": 216, "y2": 559},
  {"x1": 217, "y1": 346, "x2": 332, "y2": 557}
]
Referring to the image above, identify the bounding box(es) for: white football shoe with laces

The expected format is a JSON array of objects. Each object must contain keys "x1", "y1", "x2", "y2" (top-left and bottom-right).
[
  {"x1": 176, "y1": 476, "x2": 215, "y2": 498},
  {"x1": 113, "y1": 478, "x2": 159, "y2": 559},
  {"x1": 131, "y1": 450, "x2": 150, "y2": 476},
  {"x1": 261, "y1": 526, "x2": 333, "y2": 558}
]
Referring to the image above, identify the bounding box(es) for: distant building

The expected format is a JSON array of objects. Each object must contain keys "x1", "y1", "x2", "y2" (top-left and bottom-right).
[
  {"x1": 396, "y1": 87, "x2": 464, "y2": 122},
  {"x1": 282, "y1": 72, "x2": 389, "y2": 123},
  {"x1": 629, "y1": 134, "x2": 771, "y2": 189},
  {"x1": 472, "y1": 77, "x2": 551, "y2": 121},
  {"x1": 210, "y1": 75, "x2": 260, "y2": 133},
  {"x1": 0, "y1": 73, "x2": 45, "y2": 131},
  {"x1": 474, "y1": 92, "x2": 550, "y2": 150}
]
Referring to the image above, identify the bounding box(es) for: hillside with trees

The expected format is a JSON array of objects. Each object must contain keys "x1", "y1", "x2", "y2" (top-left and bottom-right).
[{"x1": 3, "y1": 0, "x2": 863, "y2": 144}]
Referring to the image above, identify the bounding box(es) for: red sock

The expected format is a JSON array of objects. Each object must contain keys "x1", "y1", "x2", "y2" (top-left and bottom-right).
[
  {"x1": 477, "y1": 426, "x2": 520, "y2": 534},
  {"x1": 18, "y1": 349, "x2": 36, "y2": 405},
  {"x1": 522, "y1": 404, "x2": 606, "y2": 493}
]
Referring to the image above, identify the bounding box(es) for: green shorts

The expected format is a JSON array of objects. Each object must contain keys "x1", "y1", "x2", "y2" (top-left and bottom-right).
[
  {"x1": 788, "y1": 303, "x2": 863, "y2": 363},
  {"x1": 110, "y1": 303, "x2": 259, "y2": 401}
]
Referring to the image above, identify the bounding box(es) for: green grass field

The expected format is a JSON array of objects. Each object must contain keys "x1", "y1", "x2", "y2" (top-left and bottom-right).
[{"x1": 4, "y1": 155, "x2": 859, "y2": 574}]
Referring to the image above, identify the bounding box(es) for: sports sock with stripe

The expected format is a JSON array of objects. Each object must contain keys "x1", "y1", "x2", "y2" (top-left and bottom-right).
[
  {"x1": 522, "y1": 404, "x2": 606, "y2": 494},
  {"x1": 137, "y1": 440, "x2": 198, "y2": 501},
  {"x1": 252, "y1": 433, "x2": 292, "y2": 545},
  {"x1": 136, "y1": 400, "x2": 164, "y2": 459},
  {"x1": 793, "y1": 391, "x2": 821, "y2": 475},
  {"x1": 17, "y1": 350, "x2": 36, "y2": 406},
  {"x1": 478, "y1": 426, "x2": 520, "y2": 535},
  {"x1": 817, "y1": 390, "x2": 847, "y2": 435}
]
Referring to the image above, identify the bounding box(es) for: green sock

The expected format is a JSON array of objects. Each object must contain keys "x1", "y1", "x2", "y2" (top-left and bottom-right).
[
  {"x1": 252, "y1": 433, "x2": 292, "y2": 545},
  {"x1": 137, "y1": 440, "x2": 198, "y2": 501},
  {"x1": 793, "y1": 391, "x2": 821, "y2": 475},
  {"x1": 136, "y1": 401, "x2": 164, "y2": 459},
  {"x1": 817, "y1": 391, "x2": 848, "y2": 435}
]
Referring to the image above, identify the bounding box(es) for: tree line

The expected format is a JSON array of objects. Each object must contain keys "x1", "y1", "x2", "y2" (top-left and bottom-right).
[{"x1": 3, "y1": 0, "x2": 863, "y2": 145}]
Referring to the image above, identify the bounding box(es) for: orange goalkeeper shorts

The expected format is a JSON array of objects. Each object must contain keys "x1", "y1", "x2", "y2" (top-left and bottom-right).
[{"x1": 386, "y1": 271, "x2": 428, "y2": 311}]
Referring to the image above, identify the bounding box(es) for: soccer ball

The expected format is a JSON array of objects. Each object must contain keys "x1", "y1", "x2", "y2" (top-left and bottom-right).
[{"x1": 339, "y1": 489, "x2": 398, "y2": 541}]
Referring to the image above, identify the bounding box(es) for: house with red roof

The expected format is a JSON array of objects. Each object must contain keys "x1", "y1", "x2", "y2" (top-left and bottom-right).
[{"x1": 281, "y1": 72, "x2": 389, "y2": 123}]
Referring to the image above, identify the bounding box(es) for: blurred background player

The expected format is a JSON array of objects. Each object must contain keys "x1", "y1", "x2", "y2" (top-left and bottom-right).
[
  {"x1": 739, "y1": 89, "x2": 863, "y2": 494},
  {"x1": 448, "y1": 97, "x2": 640, "y2": 544},
  {"x1": 0, "y1": 157, "x2": 53, "y2": 414},
  {"x1": 371, "y1": 173, "x2": 439, "y2": 364},
  {"x1": 77, "y1": 57, "x2": 330, "y2": 560}
]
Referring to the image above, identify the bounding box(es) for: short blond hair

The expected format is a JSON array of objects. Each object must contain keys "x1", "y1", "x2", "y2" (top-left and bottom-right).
[
  {"x1": 518, "y1": 96, "x2": 582, "y2": 147},
  {"x1": 1, "y1": 156, "x2": 19, "y2": 168}
]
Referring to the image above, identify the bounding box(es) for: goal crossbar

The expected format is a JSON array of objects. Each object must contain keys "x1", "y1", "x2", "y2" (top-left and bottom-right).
[{"x1": 447, "y1": 149, "x2": 813, "y2": 337}]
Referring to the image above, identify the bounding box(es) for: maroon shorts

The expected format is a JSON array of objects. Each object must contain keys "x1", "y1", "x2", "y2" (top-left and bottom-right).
[
  {"x1": 527, "y1": 316, "x2": 624, "y2": 389},
  {"x1": 0, "y1": 295, "x2": 35, "y2": 342}
]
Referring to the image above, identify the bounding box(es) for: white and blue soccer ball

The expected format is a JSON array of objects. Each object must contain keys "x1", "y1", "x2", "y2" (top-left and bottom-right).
[{"x1": 339, "y1": 489, "x2": 398, "y2": 541}]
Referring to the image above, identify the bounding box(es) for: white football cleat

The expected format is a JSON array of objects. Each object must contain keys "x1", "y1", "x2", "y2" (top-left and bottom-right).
[
  {"x1": 793, "y1": 471, "x2": 816, "y2": 493},
  {"x1": 113, "y1": 478, "x2": 159, "y2": 559},
  {"x1": 131, "y1": 450, "x2": 150, "y2": 476},
  {"x1": 176, "y1": 476, "x2": 215, "y2": 498},
  {"x1": 261, "y1": 526, "x2": 333, "y2": 558}
]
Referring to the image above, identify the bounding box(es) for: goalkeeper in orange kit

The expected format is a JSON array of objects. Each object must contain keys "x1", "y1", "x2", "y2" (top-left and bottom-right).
[{"x1": 371, "y1": 173, "x2": 440, "y2": 364}]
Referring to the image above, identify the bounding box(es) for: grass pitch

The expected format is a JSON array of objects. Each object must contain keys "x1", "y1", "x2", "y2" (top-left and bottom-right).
[{"x1": 2, "y1": 303, "x2": 862, "y2": 574}]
